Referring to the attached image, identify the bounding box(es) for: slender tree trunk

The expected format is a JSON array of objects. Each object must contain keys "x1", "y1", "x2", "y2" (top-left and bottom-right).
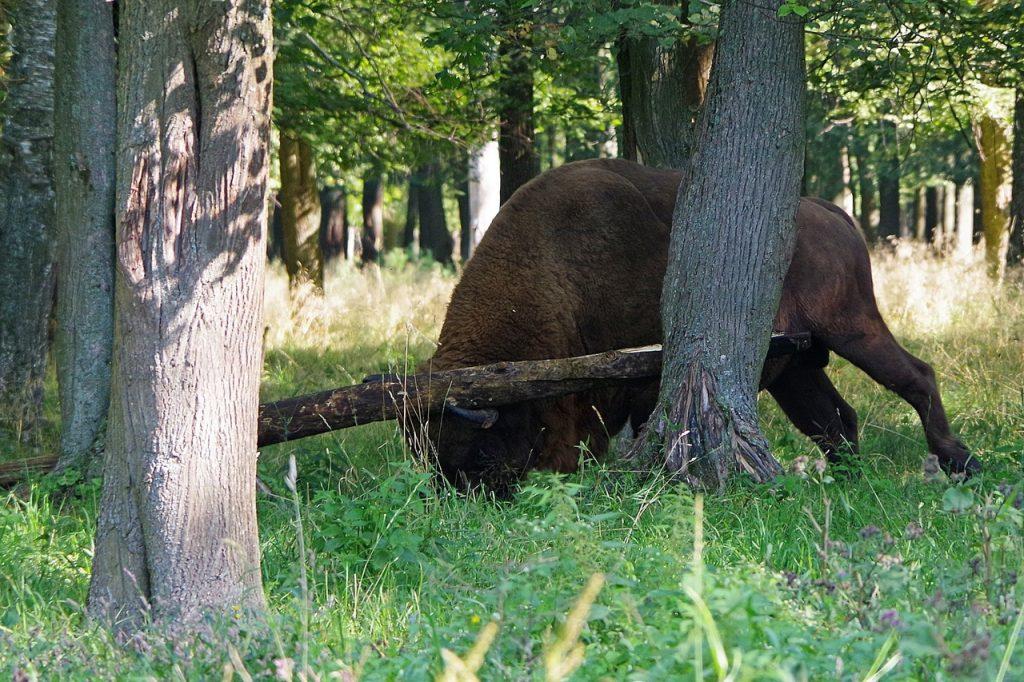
[
  {"x1": 615, "y1": 36, "x2": 638, "y2": 162},
  {"x1": 941, "y1": 182, "x2": 956, "y2": 252},
  {"x1": 497, "y1": 18, "x2": 539, "y2": 204},
  {"x1": 267, "y1": 193, "x2": 284, "y2": 261},
  {"x1": 52, "y1": 0, "x2": 116, "y2": 473},
  {"x1": 877, "y1": 121, "x2": 901, "y2": 242},
  {"x1": 360, "y1": 174, "x2": 383, "y2": 265},
  {"x1": 641, "y1": 0, "x2": 804, "y2": 489},
  {"x1": 1009, "y1": 88, "x2": 1024, "y2": 266},
  {"x1": 0, "y1": 0, "x2": 55, "y2": 438},
  {"x1": 279, "y1": 133, "x2": 323, "y2": 290},
  {"x1": 88, "y1": 0, "x2": 272, "y2": 631},
  {"x1": 468, "y1": 139, "x2": 500, "y2": 255},
  {"x1": 913, "y1": 187, "x2": 926, "y2": 240},
  {"x1": 955, "y1": 180, "x2": 975, "y2": 260},
  {"x1": 457, "y1": 172, "x2": 471, "y2": 261},
  {"x1": 838, "y1": 142, "x2": 855, "y2": 216},
  {"x1": 975, "y1": 108, "x2": 1013, "y2": 280},
  {"x1": 417, "y1": 163, "x2": 452, "y2": 263},
  {"x1": 925, "y1": 185, "x2": 939, "y2": 243},
  {"x1": 619, "y1": 6, "x2": 713, "y2": 169},
  {"x1": 403, "y1": 172, "x2": 419, "y2": 255},
  {"x1": 853, "y1": 141, "x2": 876, "y2": 240},
  {"x1": 319, "y1": 187, "x2": 347, "y2": 263}
]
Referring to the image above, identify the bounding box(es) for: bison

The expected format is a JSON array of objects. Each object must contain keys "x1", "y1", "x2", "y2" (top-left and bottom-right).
[{"x1": 408, "y1": 158, "x2": 978, "y2": 494}]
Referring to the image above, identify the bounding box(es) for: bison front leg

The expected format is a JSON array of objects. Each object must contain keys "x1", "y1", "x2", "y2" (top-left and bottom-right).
[{"x1": 767, "y1": 363, "x2": 859, "y2": 464}]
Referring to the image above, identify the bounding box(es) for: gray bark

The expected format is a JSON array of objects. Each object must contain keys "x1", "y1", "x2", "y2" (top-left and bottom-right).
[
  {"x1": 53, "y1": 0, "x2": 116, "y2": 473},
  {"x1": 467, "y1": 139, "x2": 500, "y2": 255},
  {"x1": 649, "y1": 0, "x2": 804, "y2": 489},
  {"x1": 0, "y1": 0, "x2": 55, "y2": 438},
  {"x1": 619, "y1": 5, "x2": 712, "y2": 169},
  {"x1": 88, "y1": 0, "x2": 272, "y2": 631},
  {"x1": 954, "y1": 180, "x2": 975, "y2": 260}
]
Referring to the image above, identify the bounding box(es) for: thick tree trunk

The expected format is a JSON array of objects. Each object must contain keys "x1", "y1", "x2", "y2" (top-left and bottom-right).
[
  {"x1": 417, "y1": 163, "x2": 453, "y2": 263},
  {"x1": 53, "y1": 0, "x2": 116, "y2": 473},
  {"x1": 279, "y1": 134, "x2": 323, "y2": 289},
  {"x1": 1009, "y1": 88, "x2": 1024, "y2": 266},
  {"x1": 975, "y1": 109, "x2": 1013, "y2": 280},
  {"x1": 615, "y1": 37, "x2": 638, "y2": 162},
  {"x1": 955, "y1": 180, "x2": 975, "y2": 260},
  {"x1": 877, "y1": 121, "x2": 901, "y2": 242},
  {"x1": 644, "y1": 0, "x2": 804, "y2": 489},
  {"x1": 619, "y1": 8, "x2": 712, "y2": 169},
  {"x1": 88, "y1": 0, "x2": 272, "y2": 631},
  {"x1": 0, "y1": 0, "x2": 55, "y2": 438},
  {"x1": 468, "y1": 139, "x2": 500, "y2": 256},
  {"x1": 497, "y1": 19, "x2": 539, "y2": 204},
  {"x1": 360, "y1": 174, "x2": 384, "y2": 264},
  {"x1": 319, "y1": 187, "x2": 347, "y2": 262}
]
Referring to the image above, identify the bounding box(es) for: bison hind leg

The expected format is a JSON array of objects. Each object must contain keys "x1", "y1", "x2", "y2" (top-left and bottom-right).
[{"x1": 767, "y1": 362, "x2": 860, "y2": 467}]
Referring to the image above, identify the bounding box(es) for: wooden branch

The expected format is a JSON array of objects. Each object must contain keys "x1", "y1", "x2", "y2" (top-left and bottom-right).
[{"x1": 0, "y1": 334, "x2": 812, "y2": 487}]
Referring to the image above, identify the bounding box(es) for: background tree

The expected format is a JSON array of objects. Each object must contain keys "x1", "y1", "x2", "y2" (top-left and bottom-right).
[
  {"x1": 643, "y1": 0, "x2": 805, "y2": 488},
  {"x1": 279, "y1": 133, "x2": 325, "y2": 290},
  {"x1": 0, "y1": 0, "x2": 55, "y2": 439},
  {"x1": 52, "y1": 0, "x2": 116, "y2": 473},
  {"x1": 360, "y1": 173, "x2": 384, "y2": 264},
  {"x1": 89, "y1": 0, "x2": 272, "y2": 629}
]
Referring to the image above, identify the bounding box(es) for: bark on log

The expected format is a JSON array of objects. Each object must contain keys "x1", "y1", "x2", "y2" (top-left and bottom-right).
[{"x1": 0, "y1": 335, "x2": 811, "y2": 486}]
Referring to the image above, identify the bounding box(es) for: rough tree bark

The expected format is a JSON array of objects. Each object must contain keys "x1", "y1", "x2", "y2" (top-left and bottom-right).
[
  {"x1": 497, "y1": 17, "x2": 539, "y2": 204},
  {"x1": 641, "y1": 0, "x2": 805, "y2": 489},
  {"x1": 1009, "y1": 88, "x2": 1024, "y2": 266},
  {"x1": 0, "y1": 0, "x2": 55, "y2": 438},
  {"x1": 319, "y1": 186, "x2": 347, "y2": 262},
  {"x1": 975, "y1": 109, "x2": 1012, "y2": 280},
  {"x1": 360, "y1": 174, "x2": 384, "y2": 264},
  {"x1": 417, "y1": 163, "x2": 453, "y2": 263},
  {"x1": 619, "y1": 4, "x2": 713, "y2": 169},
  {"x1": 88, "y1": 0, "x2": 272, "y2": 630},
  {"x1": 279, "y1": 133, "x2": 323, "y2": 290},
  {"x1": 52, "y1": 0, "x2": 116, "y2": 473}
]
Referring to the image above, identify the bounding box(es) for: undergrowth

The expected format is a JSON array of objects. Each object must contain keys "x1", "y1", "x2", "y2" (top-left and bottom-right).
[{"x1": 1, "y1": 247, "x2": 1022, "y2": 680}]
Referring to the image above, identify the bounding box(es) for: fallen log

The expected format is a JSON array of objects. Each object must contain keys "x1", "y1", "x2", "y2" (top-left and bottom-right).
[{"x1": 0, "y1": 334, "x2": 813, "y2": 486}]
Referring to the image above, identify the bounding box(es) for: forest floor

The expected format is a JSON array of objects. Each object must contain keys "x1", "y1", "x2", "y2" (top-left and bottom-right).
[{"x1": 1, "y1": 246, "x2": 1023, "y2": 680}]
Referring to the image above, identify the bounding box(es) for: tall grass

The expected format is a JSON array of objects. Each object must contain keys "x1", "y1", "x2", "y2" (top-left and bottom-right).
[{"x1": 0, "y1": 247, "x2": 1022, "y2": 680}]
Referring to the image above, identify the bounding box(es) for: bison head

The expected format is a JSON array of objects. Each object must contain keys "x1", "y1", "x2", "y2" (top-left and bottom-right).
[{"x1": 406, "y1": 401, "x2": 541, "y2": 498}]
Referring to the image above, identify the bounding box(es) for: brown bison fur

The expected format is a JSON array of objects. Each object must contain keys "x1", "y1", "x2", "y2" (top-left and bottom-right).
[{"x1": 411, "y1": 158, "x2": 978, "y2": 495}]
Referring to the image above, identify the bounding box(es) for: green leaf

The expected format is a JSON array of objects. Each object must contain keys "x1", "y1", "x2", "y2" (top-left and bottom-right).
[{"x1": 942, "y1": 486, "x2": 975, "y2": 513}]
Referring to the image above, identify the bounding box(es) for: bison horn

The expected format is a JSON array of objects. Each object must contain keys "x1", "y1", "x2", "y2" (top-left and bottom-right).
[{"x1": 444, "y1": 399, "x2": 499, "y2": 429}]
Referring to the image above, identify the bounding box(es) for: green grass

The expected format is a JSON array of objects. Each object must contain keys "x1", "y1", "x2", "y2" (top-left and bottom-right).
[{"x1": 1, "y1": 250, "x2": 1023, "y2": 680}]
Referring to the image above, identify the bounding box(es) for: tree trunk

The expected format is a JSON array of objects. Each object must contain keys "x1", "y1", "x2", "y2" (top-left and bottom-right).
[
  {"x1": 615, "y1": 36, "x2": 638, "y2": 162},
  {"x1": 403, "y1": 172, "x2": 419, "y2": 254},
  {"x1": 644, "y1": 0, "x2": 804, "y2": 489},
  {"x1": 267, "y1": 193, "x2": 284, "y2": 261},
  {"x1": 360, "y1": 174, "x2": 383, "y2": 264},
  {"x1": 913, "y1": 187, "x2": 926, "y2": 240},
  {"x1": 497, "y1": 19, "x2": 539, "y2": 204},
  {"x1": 319, "y1": 186, "x2": 347, "y2": 262},
  {"x1": 1009, "y1": 88, "x2": 1024, "y2": 266},
  {"x1": 853, "y1": 142, "x2": 876, "y2": 240},
  {"x1": 88, "y1": 0, "x2": 272, "y2": 631},
  {"x1": 877, "y1": 121, "x2": 901, "y2": 242},
  {"x1": 468, "y1": 139, "x2": 500, "y2": 256},
  {"x1": 955, "y1": 180, "x2": 975, "y2": 260},
  {"x1": 925, "y1": 185, "x2": 939, "y2": 243},
  {"x1": 941, "y1": 181, "x2": 957, "y2": 252},
  {"x1": 279, "y1": 133, "x2": 323, "y2": 289},
  {"x1": 975, "y1": 108, "x2": 1013, "y2": 280},
  {"x1": 417, "y1": 163, "x2": 453, "y2": 263},
  {"x1": 52, "y1": 0, "x2": 116, "y2": 473},
  {"x1": 457, "y1": 173, "x2": 471, "y2": 261},
  {"x1": 0, "y1": 0, "x2": 55, "y2": 438},
  {"x1": 619, "y1": 7, "x2": 713, "y2": 169}
]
